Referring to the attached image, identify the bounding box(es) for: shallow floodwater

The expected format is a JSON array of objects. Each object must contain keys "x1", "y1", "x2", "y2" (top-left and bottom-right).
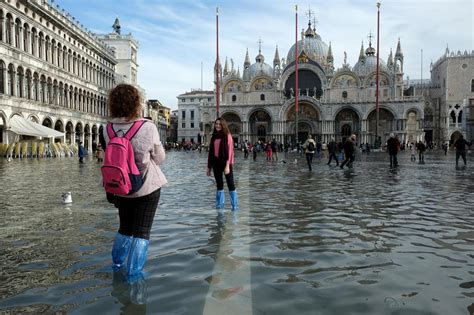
[{"x1": 0, "y1": 150, "x2": 473, "y2": 315}]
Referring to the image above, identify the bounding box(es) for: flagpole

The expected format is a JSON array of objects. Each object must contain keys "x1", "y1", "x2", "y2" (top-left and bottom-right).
[
  {"x1": 215, "y1": 7, "x2": 220, "y2": 118},
  {"x1": 295, "y1": 4, "x2": 299, "y2": 145},
  {"x1": 375, "y1": 2, "x2": 380, "y2": 147}
]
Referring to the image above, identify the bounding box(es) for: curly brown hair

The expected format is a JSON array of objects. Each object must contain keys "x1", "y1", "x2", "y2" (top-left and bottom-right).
[{"x1": 108, "y1": 84, "x2": 142, "y2": 120}]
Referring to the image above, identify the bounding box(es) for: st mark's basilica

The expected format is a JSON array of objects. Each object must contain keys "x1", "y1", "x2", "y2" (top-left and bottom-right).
[{"x1": 200, "y1": 18, "x2": 425, "y2": 147}]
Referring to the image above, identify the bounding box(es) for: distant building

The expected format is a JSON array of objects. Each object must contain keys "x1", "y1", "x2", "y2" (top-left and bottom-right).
[
  {"x1": 169, "y1": 110, "x2": 178, "y2": 143},
  {"x1": 177, "y1": 89, "x2": 214, "y2": 144},
  {"x1": 147, "y1": 99, "x2": 170, "y2": 143},
  {"x1": 0, "y1": 1, "x2": 145, "y2": 153},
  {"x1": 405, "y1": 48, "x2": 474, "y2": 145}
]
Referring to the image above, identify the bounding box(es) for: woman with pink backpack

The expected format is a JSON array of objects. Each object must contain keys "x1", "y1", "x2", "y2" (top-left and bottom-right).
[{"x1": 101, "y1": 84, "x2": 167, "y2": 282}]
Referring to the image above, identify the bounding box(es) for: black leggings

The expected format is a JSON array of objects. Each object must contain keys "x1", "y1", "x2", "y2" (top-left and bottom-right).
[
  {"x1": 115, "y1": 189, "x2": 161, "y2": 240},
  {"x1": 213, "y1": 165, "x2": 235, "y2": 191}
]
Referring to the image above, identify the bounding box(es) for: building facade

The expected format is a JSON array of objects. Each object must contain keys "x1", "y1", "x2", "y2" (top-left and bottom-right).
[
  {"x1": 177, "y1": 89, "x2": 214, "y2": 144},
  {"x1": 200, "y1": 20, "x2": 425, "y2": 147},
  {"x1": 0, "y1": 1, "x2": 146, "y2": 155},
  {"x1": 147, "y1": 99, "x2": 171, "y2": 143}
]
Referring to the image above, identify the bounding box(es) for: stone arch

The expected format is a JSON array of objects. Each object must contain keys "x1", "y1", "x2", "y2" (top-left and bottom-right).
[
  {"x1": 220, "y1": 112, "x2": 242, "y2": 145},
  {"x1": 75, "y1": 122, "x2": 83, "y2": 144},
  {"x1": 54, "y1": 119, "x2": 64, "y2": 133},
  {"x1": 248, "y1": 108, "x2": 272, "y2": 141},
  {"x1": 42, "y1": 117, "x2": 53, "y2": 128},
  {"x1": 334, "y1": 107, "x2": 361, "y2": 141},
  {"x1": 250, "y1": 76, "x2": 274, "y2": 91},
  {"x1": 283, "y1": 69, "x2": 323, "y2": 99},
  {"x1": 330, "y1": 72, "x2": 360, "y2": 88},
  {"x1": 84, "y1": 124, "x2": 91, "y2": 150},
  {"x1": 367, "y1": 107, "x2": 396, "y2": 145},
  {"x1": 65, "y1": 121, "x2": 74, "y2": 144}
]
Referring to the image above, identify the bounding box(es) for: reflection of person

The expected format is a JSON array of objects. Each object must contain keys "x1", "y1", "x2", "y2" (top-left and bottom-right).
[
  {"x1": 78, "y1": 142, "x2": 85, "y2": 163},
  {"x1": 454, "y1": 134, "x2": 471, "y2": 168},
  {"x1": 206, "y1": 117, "x2": 239, "y2": 211},
  {"x1": 104, "y1": 84, "x2": 167, "y2": 281},
  {"x1": 302, "y1": 135, "x2": 316, "y2": 171},
  {"x1": 95, "y1": 144, "x2": 104, "y2": 162}
]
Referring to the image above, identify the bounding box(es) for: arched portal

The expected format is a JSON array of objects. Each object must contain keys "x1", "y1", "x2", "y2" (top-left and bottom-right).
[
  {"x1": 286, "y1": 102, "x2": 319, "y2": 142},
  {"x1": 335, "y1": 108, "x2": 360, "y2": 141},
  {"x1": 84, "y1": 124, "x2": 91, "y2": 151},
  {"x1": 249, "y1": 110, "x2": 271, "y2": 142},
  {"x1": 367, "y1": 108, "x2": 395, "y2": 146},
  {"x1": 221, "y1": 112, "x2": 241, "y2": 147},
  {"x1": 65, "y1": 121, "x2": 74, "y2": 144},
  {"x1": 42, "y1": 117, "x2": 53, "y2": 128}
]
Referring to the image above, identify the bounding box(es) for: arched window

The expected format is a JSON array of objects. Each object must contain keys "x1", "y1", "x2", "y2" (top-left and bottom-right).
[
  {"x1": 232, "y1": 95, "x2": 236, "y2": 102},
  {"x1": 342, "y1": 91, "x2": 348, "y2": 99},
  {"x1": 450, "y1": 111, "x2": 456, "y2": 124},
  {"x1": 260, "y1": 93, "x2": 265, "y2": 101},
  {"x1": 0, "y1": 61, "x2": 5, "y2": 94}
]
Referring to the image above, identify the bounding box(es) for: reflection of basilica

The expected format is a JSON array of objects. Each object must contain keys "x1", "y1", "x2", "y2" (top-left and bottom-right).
[{"x1": 201, "y1": 18, "x2": 425, "y2": 146}]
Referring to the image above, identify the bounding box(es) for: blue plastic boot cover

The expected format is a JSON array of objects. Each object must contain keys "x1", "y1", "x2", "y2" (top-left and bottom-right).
[
  {"x1": 229, "y1": 190, "x2": 239, "y2": 211},
  {"x1": 130, "y1": 273, "x2": 148, "y2": 305},
  {"x1": 112, "y1": 232, "x2": 133, "y2": 271},
  {"x1": 216, "y1": 190, "x2": 225, "y2": 209},
  {"x1": 127, "y1": 238, "x2": 149, "y2": 278}
]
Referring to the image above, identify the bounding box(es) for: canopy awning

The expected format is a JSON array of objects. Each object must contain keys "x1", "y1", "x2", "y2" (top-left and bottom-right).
[{"x1": 8, "y1": 115, "x2": 65, "y2": 138}]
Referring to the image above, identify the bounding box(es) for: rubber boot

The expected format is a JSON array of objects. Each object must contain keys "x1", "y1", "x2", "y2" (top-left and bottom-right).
[
  {"x1": 229, "y1": 190, "x2": 239, "y2": 211},
  {"x1": 216, "y1": 190, "x2": 225, "y2": 209},
  {"x1": 130, "y1": 273, "x2": 148, "y2": 305},
  {"x1": 127, "y1": 238, "x2": 149, "y2": 282},
  {"x1": 111, "y1": 232, "x2": 133, "y2": 271}
]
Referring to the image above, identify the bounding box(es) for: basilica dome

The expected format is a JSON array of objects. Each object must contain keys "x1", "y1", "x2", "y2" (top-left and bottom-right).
[
  {"x1": 286, "y1": 24, "x2": 329, "y2": 65},
  {"x1": 248, "y1": 52, "x2": 273, "y2": 78},
  {"x1": 353, "y1": 45, "x2": 387, "y2": 76}
]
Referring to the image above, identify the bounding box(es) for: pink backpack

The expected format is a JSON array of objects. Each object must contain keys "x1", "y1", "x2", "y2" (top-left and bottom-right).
[{"x1": 101, "y1": 120, "x2": 145, "y2": 195}]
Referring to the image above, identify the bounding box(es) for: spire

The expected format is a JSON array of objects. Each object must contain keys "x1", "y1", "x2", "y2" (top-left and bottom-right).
[
  {"x1": 326, "y1": 41, "x2": 333, "y2": 62},
  {"x1": 112, "y1": 17, "x2": 121, "y2": 34},
  {"x1": 244, "y1": 48, "x2": 251, "y2": 69},
  {"x1": 255, "y1": 38, "x2": 265, "y2": 63},
  {"x1": 358, "y1": 41, "x2": 366, "y2": 62},
  {"x1": 223, "y1": 57, "x2": 229, "y2": 76},
  {"x1": 304, "y1": 20, "x2": 315, "y2": 38},
  {"x1": 273, "y1": 45, "x2": 281, "y2": 65},
  {"x1": 387, "y1": 48, "x2": 394, "y2": 66},
  {"x1": 395, "y1": 38, "x2": 403, "y2": 58}
]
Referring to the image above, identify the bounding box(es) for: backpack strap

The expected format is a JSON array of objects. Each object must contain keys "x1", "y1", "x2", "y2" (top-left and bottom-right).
[
  {"x1": 123, "y1": 119, "x2": 146, "y2": 140},
  {"x1": 106, "y1": 123, "x2": 116, "y2": 140}
]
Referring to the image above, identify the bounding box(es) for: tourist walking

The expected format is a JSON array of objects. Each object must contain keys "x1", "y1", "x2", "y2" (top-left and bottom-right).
[
  {"x1": 302, "y1": 135, "x2": 316, "y2": 171},
  {"x1": 78, "y1": 142, "x2": 85, "y2": 163},
  {"x1": 327, "y1": 138, "x2": 339, "y2": 166},
  {"x1": 103, "y1": 84, "x2": 167, "y2": 281},
  {"x1": 410, "y1": 143, "x2": 416, "y2": 162},
  {"x1": 340, "y1": 134, "x2": 356, "y2": 169},
  {"x1": 386, "y1": 133, "x2": 400, "y2": 167},
  {"x1": 454, "y1": 134, "x2": 471, "y2": 168},
  {"x1": 206, "y1": 117, "x2": 239, "y2": 211}
]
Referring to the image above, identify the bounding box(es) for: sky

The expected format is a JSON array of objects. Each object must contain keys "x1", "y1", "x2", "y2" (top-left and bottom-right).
[{"x1": 57, "y1": 0, "x2": 473, "y2": 110}]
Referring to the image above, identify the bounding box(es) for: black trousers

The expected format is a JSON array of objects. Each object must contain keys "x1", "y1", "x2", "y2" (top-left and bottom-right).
[
  {"x1": 306, "y1": 153, "x2": 314, "y2": 170},
  {"x1": 213, "y1": 165, "x2": 235, "y2": 191},
  {"x1": 115, "y1": 189, "x2": 161, "y2": 240},
  {"x1": 389, "y1": 154, "x2": 398, "y2": 167},
  {"x1": 327, "y1": 152, "x2": 339, "y2": 165},
  {"x1": 340, "y1": 154, "x2": 354, "y2": 168},
  {"x1": 456, "y1": 151, "x2": 467, "y2": 166}
]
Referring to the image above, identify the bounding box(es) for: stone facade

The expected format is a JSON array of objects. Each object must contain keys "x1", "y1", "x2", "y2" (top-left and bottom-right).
[
  {"x1": 201, "y1": 20, "x2": 425, "y2": 147},
  {"x1": 177, "y1": 90, "x2": 214, "y2": 144},
  {"x1": 0, "y1": 0, "x2": 146, "y2": 153}
]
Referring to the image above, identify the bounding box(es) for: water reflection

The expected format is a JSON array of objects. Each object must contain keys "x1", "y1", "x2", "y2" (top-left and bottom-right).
[{"x1": 0, "y1": 151, "x2": 473, "y2": 314}]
